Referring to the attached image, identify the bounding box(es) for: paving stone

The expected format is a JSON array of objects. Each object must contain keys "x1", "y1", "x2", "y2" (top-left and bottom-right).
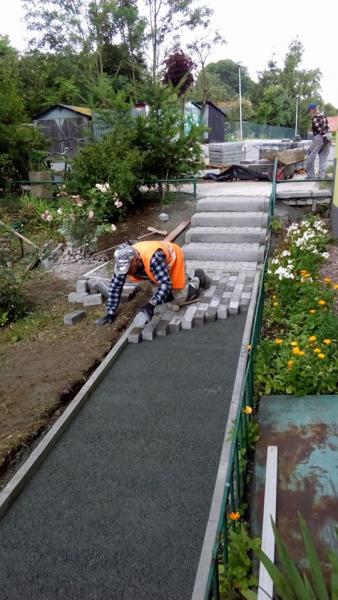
[
  {"x1": 217, "y1": 306, "x2": 228, "y2": 320},
  {"x1": 88, "y1": 279, "x2": 109, "y2": 299},
  {"x1": 83, "y1": 293, "x2": 102, "y2": 306},
  {"x1": 182, "y1": 306, "x2": 197, "y2": 329},
  {"x1": 182, "y1": 242, "x2": 262, "y2": 262},
  {"x1": 228, "y1": 300, "x2": 239, "y2": 315},
  {"x1": 155, "y1": 320, "x2": 169, "y2": 336},
  {"x1": 169, "y1": 317, "x2": 182, "y2": 333},
  {"x1": 76, "y1": 279, "x2": 89, "y2": 294},
  {"x1": 64, "y1": 310, "x2": 86, "y2": 325},
  {"x1": 128, "y1": 327, "x2": 143, "y2": 343},
  {"x1": 120, "y1": 288, "x2": 137, "y2": 302},
  {"x1": 201, "y1": 285, "x2": 216, "y2": 298},
  {"x1": 68, "y1": 292, "x2": 89, "y2": 304},
  {"x1": 206, "y1": 306, "x2": 217, "y2": 322},
  {"x1": 142, "y1": 316, "x2": 161, "y2": 341}
]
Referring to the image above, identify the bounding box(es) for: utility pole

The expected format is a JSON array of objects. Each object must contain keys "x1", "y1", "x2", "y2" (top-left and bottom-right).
[
  {"x1": 239, "y1": 66, "x2": 243, "y2": 141},
  {"x1": 295, "y1": 96, "x2": 299, "y2": 137}
]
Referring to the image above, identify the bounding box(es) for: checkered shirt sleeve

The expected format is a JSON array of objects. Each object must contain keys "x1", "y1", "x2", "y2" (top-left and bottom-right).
[
  {"x1": 312, "y1": 113, "x2": 330, "y2": 137},
  {"x1": 106, "y1": 273, "x2": 126, "y2": 315},
  {"x1": 149, "y1": 250, "x2": 173, "y2": 305}
]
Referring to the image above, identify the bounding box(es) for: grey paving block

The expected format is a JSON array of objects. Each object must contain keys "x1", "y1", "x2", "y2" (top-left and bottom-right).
[
  {"x1": 76, "y1": 279, "x2": 89, "y2": 294},
  {"x1": 182, "y1": 306, "x2": 197, "y2": 329},
  {"x1": 206, "y1": 306, "x2": 217, "y2": 322},
  {"x1": 64, "y1": 310, "x2": 86, "y2": 325},
  {"x1": 228, "y1": 300, "x2": 239, "y2": 315},
  {"x1": 169, "y1": 317, "x2": 182, "y2": 333},
  {"x1": 186, "y1": 260, "x2": 258, "y2": 273},
  {"x1": 83, "y1": 293, "x2": 102, "y2": 306},
  {"x1": 120, "y1": 288, "x2": 137, "y2": 302},
  {"x1": 142, "y1": 316, "x2": 161, "y2": 341},
  {"x1": 217, "y1": 306, "x2": 228, "y2": 320},
  {"x1": 155, "y1": 320, "x2": 169, "y2": 336},
  {"x1": 68, "y1": 292, "x2": 88, "y2": 304},
  {"x1": 88, "y1": 279, "x2": 109, "y2": 299},
  {"x1": 186, "y1": 226, "x2": 267, "y2": 244},
  {"x1": 128, "y1": 327, "x2": 143, "y2": 343}
]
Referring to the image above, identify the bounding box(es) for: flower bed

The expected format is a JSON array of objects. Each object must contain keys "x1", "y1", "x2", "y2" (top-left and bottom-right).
[{"x1": 255, "y1": 217, "x2": 338, "y2": 396}]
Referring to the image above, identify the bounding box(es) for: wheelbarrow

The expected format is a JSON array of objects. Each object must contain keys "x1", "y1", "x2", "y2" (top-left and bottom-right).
[{"x1": 264, "y1": 148, "x2": 307, "y2": 181}]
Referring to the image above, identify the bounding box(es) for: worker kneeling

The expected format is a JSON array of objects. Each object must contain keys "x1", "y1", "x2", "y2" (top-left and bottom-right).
[{"x1": 96, "y1": 241, "x2": 210, "y2": 326}]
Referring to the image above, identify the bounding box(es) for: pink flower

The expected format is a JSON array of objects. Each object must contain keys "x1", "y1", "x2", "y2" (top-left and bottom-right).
[
  {"x1": 46, "y1": 214, "x2": 53, "y2": 222},
  {"x1": 114, "y1": 200, "x2": 123, "y2": 209}
]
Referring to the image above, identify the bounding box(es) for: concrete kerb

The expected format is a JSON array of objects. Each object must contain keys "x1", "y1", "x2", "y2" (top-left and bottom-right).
[
  {"x1": 191, "y1": 267, "x2": 262, "y2": 600},
  {"x1": 0, "y1": 322, "x2": 136, "y2": 520}
]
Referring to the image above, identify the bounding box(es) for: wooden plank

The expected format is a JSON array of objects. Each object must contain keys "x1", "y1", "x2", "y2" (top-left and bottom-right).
[
  {"x1": 258, "y1": 445, "x2": 278, "y2": 600},
  {"x1": 164, "y1": 219, "x2": 191, "y2": 242}
]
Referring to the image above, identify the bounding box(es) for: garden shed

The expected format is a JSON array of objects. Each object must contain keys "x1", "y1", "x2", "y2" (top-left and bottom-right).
[
  {"x1": 33, "y1": 104, "x2": 92, "y2": 156},
  {"x1": 195, "y1": 101, "x2": 227, "y2": 143}
]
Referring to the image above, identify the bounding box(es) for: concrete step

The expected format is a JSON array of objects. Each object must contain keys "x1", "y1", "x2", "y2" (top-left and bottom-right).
[
  {"x1": 182, "y1": 242, "x2": 265, "y2": 263},
  {"x1": 186, "y1": 260, "x2": 258, "y2": 274},
  {"x1": 191, "y1": 211, "x2": 268, "y2": 228},
  {"x1": 196, "y1": 196, "x2": 269, "y2": 212},
  {"x1": 186, "y1": 226, "x2": 267, "y2": 244}
]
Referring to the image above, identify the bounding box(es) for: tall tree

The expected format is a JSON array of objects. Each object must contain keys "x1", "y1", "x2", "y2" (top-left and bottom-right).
[
  {"x1": 144, "y1": 0, "x2": 212, "y2": 81},
  {"x1": 187, "y1": 30, "x2": 226, "y2": 106},
  {"x1": 162, "y1": 50, "x2": 196, "y2": 96}
]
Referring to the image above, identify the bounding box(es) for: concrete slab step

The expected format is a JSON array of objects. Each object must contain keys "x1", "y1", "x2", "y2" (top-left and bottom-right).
[
  {"x1": 191, "y1": 212, "x2": 268, "y2": 228},
  {"x1": 196, "y1": 196, "x2": 269, "y2": 212},
  {"x1": 183, "y1": 242, "x2": 265, "y2": 263},
  {"x1": 186, "y1": 260, "x2": 258, "y2": 273},
  {"x1": 186, "y1": 226, "x2": 267, "y2": 244}
]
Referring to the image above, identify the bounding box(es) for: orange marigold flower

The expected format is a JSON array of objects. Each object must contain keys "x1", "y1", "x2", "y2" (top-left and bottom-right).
[
  {"x1": 318, "y1": 300, "x2": 326, "y2": 306},
  {"x1": 292, "y1": 347, "x2": 301, "y2": 355},
  {"x1": 288, "y1": 360, "x2": 294, "y2": 368},
  {"x1": 243, "y1": 406, "x2": 253, "y2": 415},
  {"x1": 324, "y1": 277, "x2": 331, "y2": 283},
  {"x1": 229, "y1": 511, "x2": 241, "y2": 521},
  {"x1": 275, "y1": 338, "x2": 283, "y2": 345},
  {"x1": 309, "y1": 336, "x2": 317, "y2": 342},
  {"x1": 314, "y1": 348, "x2": 321, "y2": 353},
  {"x1": 309, "y1": 309, "x2": 316, "y2": 314},
  {"x1": 334, "y1": 284, "x2": 338, "y2": 290},
  {"x1": 273, "y1": 302, "x2": 279, "y2": 307},
  {"x1": 290, "y1": 341, "x2": 298, "y2": 346},
  {"x1": 298, "y1": 350, "x2": 305, "y2": 356},
  {"x1": 323, "y1": 339, "x2": 332, "y2": 345}
]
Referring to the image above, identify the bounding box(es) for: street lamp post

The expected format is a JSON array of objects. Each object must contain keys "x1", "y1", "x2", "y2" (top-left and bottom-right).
[{"x1": 239, "y1": 66, "x2": 243, "y2": 141}]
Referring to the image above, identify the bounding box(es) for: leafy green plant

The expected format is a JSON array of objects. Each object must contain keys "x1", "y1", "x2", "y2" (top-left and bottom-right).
[
  {"x1": 220, "y1": 521, "x2": 261, "y2": 598},
  {"x1": 242, "y1": 513, "x2": 338, "y2": 600},
  {"x1": 0, "y1": 256, "x2": 27, "y2": 326}
]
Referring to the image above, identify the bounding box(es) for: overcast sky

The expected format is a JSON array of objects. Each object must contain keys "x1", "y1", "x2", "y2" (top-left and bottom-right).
[{"x1": 1, "y1": 0, "x2": 337, "y2": 107}]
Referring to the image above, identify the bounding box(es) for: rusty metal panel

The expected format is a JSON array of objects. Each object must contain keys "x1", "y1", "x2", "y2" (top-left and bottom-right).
[{"x1": 252, "y1": 395, "x2": 338, "y2": 571}]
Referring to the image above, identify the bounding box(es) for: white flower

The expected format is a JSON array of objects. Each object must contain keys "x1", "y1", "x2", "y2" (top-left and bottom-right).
[
  {"x1": 114, "y1": 200, "x2": 123, "y2": 209},
  {"x1": 321, "y1": 252, "x2": 329, "y2": 258},
  {"x1": 281, "y1": 250, "x2": 291, "y2": 257},
  {"x1": 46, "y1": 214, "x2": 53, "y2": 222},
  {"x1": 57, "y1": 207, "x2": 63, "y2": 215},
  {"x1": 111, "y1": 224, "x2": 117, "y2": 232},
  {"x1": 88, "y1": 210, "x2": 94, "y2": 220},
  {"x1": 95, "y1": 182, "x2": 110, "y2": 193},
  {"x1": 271, "y1": 258, "x2": 279, "y2": 265}
]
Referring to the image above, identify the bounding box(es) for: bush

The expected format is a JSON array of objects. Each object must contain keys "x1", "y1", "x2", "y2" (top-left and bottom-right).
[{"x1": 0, "y1": 263, "x2": 27, "y2": 326}]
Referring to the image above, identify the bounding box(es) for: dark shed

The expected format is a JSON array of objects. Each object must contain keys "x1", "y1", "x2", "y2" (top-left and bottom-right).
[
  {"x1": 195, "y1": 101, "x2": 227, "y2": 143},
  {"x1": 33, "y1": 105, "x2": 92, "y2": 156}
]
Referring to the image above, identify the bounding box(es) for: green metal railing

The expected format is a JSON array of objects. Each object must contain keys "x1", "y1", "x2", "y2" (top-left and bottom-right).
[{"x1": 198, "y1": 161, "x2": 277, "y2": 600}]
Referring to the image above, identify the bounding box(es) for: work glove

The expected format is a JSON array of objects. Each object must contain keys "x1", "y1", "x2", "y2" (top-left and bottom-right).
[
  {"x1": 95, "y1": 314, "x2": 116, "y2": 326},
  {"x1": 138, "y1": 302, "x2": 155, "y2": 323}
]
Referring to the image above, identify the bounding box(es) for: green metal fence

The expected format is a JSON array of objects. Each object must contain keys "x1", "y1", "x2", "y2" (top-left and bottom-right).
[{"x1": 197, "y1": 161, "x2": 277, "y2": 600}]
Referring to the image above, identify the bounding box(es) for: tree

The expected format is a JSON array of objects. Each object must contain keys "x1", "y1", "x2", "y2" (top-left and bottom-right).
[
  {"x1": 162, "y1": 50, "x2": 196, "y2": 96},
  {"x1": 206, "y1": 59, "x2": 254, "y2": 98},
  {"x1": 187, "y1": 31, "x2": 226, "y2": 106},
  {"x1": 144, "y1": 0, "x2": 212, "y2": 81},
  {"x1": 0, "y1": 36, "x2": 43, "y2": 182},
  {"x1": 251, "y1": 40, "x2": 322, "y2": 133}
]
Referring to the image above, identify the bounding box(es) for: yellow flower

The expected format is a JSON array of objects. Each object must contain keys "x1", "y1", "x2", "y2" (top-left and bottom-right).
[
  {"x1": 314, "y1": 348, "x2": 321, "y2": 353},
  {"x1": 323, "y1": 339, "x2": 332, "y2": 345},
  {"x1": 292, "y1": 347, "x2": 301, "y2": 355},
  {"x1": 309, "y1": 309, "x2": 316, "y2": 314},
  {"x1": 308, "y1": 336, "x2": 317, "y2": 342},
  {"x1": 243, "y1": 406, "x2": 253, "y2": 415},
  {"x1": 303, "y1": 273, "x2": 311, "y2": 278},
  {"x1": 300, "y1": 269, "x2": 308, "y2": 275},
  {"x1": 272, "y1": 295, "x2": 277, "y2": 299},
  {"x1": 273, "y1": 302, "x2": 279, "y2": 307},
  {"x1": 298, "y1": 350, "x2": 305, "y2": 356},
  {"x1": 291, "y1": 341, "x2": 298, "y2": 347},
  {"x1": 324, "y1": 277, "x2": 331, "y2": 283},
  {"x1": 275, "y1": 338, "x2": 283, "y2": 345},
  {"x1": 318, "y1": 353, "x2": 326, "y2": 359},
  {"x1": 288, "y1": 360, "x2": 294, "y2": 368},
  {"x1": 334, "y1": 284, "x2": 338, "y2": 290},
  {"x1": 247, "y1": 344, "x2": 252, "y2": 351},
  {"x1": 318, "y1": 300, "x2": 326, "y2": 306},
  {"x1": 229, "y1": 511, "x2": 241, "y2": 521}
]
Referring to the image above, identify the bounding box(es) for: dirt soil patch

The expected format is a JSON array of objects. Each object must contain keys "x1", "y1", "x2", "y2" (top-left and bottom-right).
[{"x1": 0, "y1": 194, "x2": 196, "y2": 488}]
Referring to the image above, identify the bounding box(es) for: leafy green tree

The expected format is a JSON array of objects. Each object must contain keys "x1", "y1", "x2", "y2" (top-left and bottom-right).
[
  {"x1": 323, "y1": 102, "x2": 338, "y2": 116},
  {"x1": 187, "y1": 31, "x2": 226, "y2": 105},
  {"x1": 0, "y1": 36, "x2": 43, "y2": 182},
  {"x1": 206, "y1": 59, "x2": 254, "y2": 98},
  {"x1": 145, "y1": 0, "x2": 212, "y2": 81}
]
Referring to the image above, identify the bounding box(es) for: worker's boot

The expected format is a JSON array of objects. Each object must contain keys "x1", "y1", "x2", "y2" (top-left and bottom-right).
[{"x1": 194, "y1": 268, "x2": 211, "y2": 290}]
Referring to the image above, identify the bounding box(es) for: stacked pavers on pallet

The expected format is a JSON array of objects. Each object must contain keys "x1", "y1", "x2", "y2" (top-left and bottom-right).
[{"x1": 128, "y1": 192, "x2": 269, "y2": 343}]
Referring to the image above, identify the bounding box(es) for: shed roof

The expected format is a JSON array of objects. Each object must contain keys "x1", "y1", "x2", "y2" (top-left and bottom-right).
[
  {"x1": 194, "y1": 100, "x2": 227, "y2": 117},
  {"x1": 33, "y1": 104, "x2": 92, "y2": 120}
]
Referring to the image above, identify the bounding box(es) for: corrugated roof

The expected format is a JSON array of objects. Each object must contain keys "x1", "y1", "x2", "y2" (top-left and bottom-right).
[{"x1": 62, "y1": 105, "x2": 92, "y2": 117}]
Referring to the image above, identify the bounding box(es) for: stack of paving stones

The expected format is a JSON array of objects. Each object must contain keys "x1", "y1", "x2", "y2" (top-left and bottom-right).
[
  {"x1": 208, "y1": 142, "x2": 244, "y2": 165},
  {"x1": 128, "y1": 190, "x2": 269, "y2": 344},
  {"x1": 64, "y1": 279, "x2": 139, "y2": 325}
]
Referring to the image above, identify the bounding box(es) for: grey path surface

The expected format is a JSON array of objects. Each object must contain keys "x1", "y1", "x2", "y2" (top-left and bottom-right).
[{"x1": 0, "y1": 314, "x2": 245, "y2": 600}]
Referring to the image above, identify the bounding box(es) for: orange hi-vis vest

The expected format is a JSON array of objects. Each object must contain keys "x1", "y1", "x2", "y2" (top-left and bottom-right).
[{"x1": 130, "y1": 241, "x2": 186, "y2": 289}]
